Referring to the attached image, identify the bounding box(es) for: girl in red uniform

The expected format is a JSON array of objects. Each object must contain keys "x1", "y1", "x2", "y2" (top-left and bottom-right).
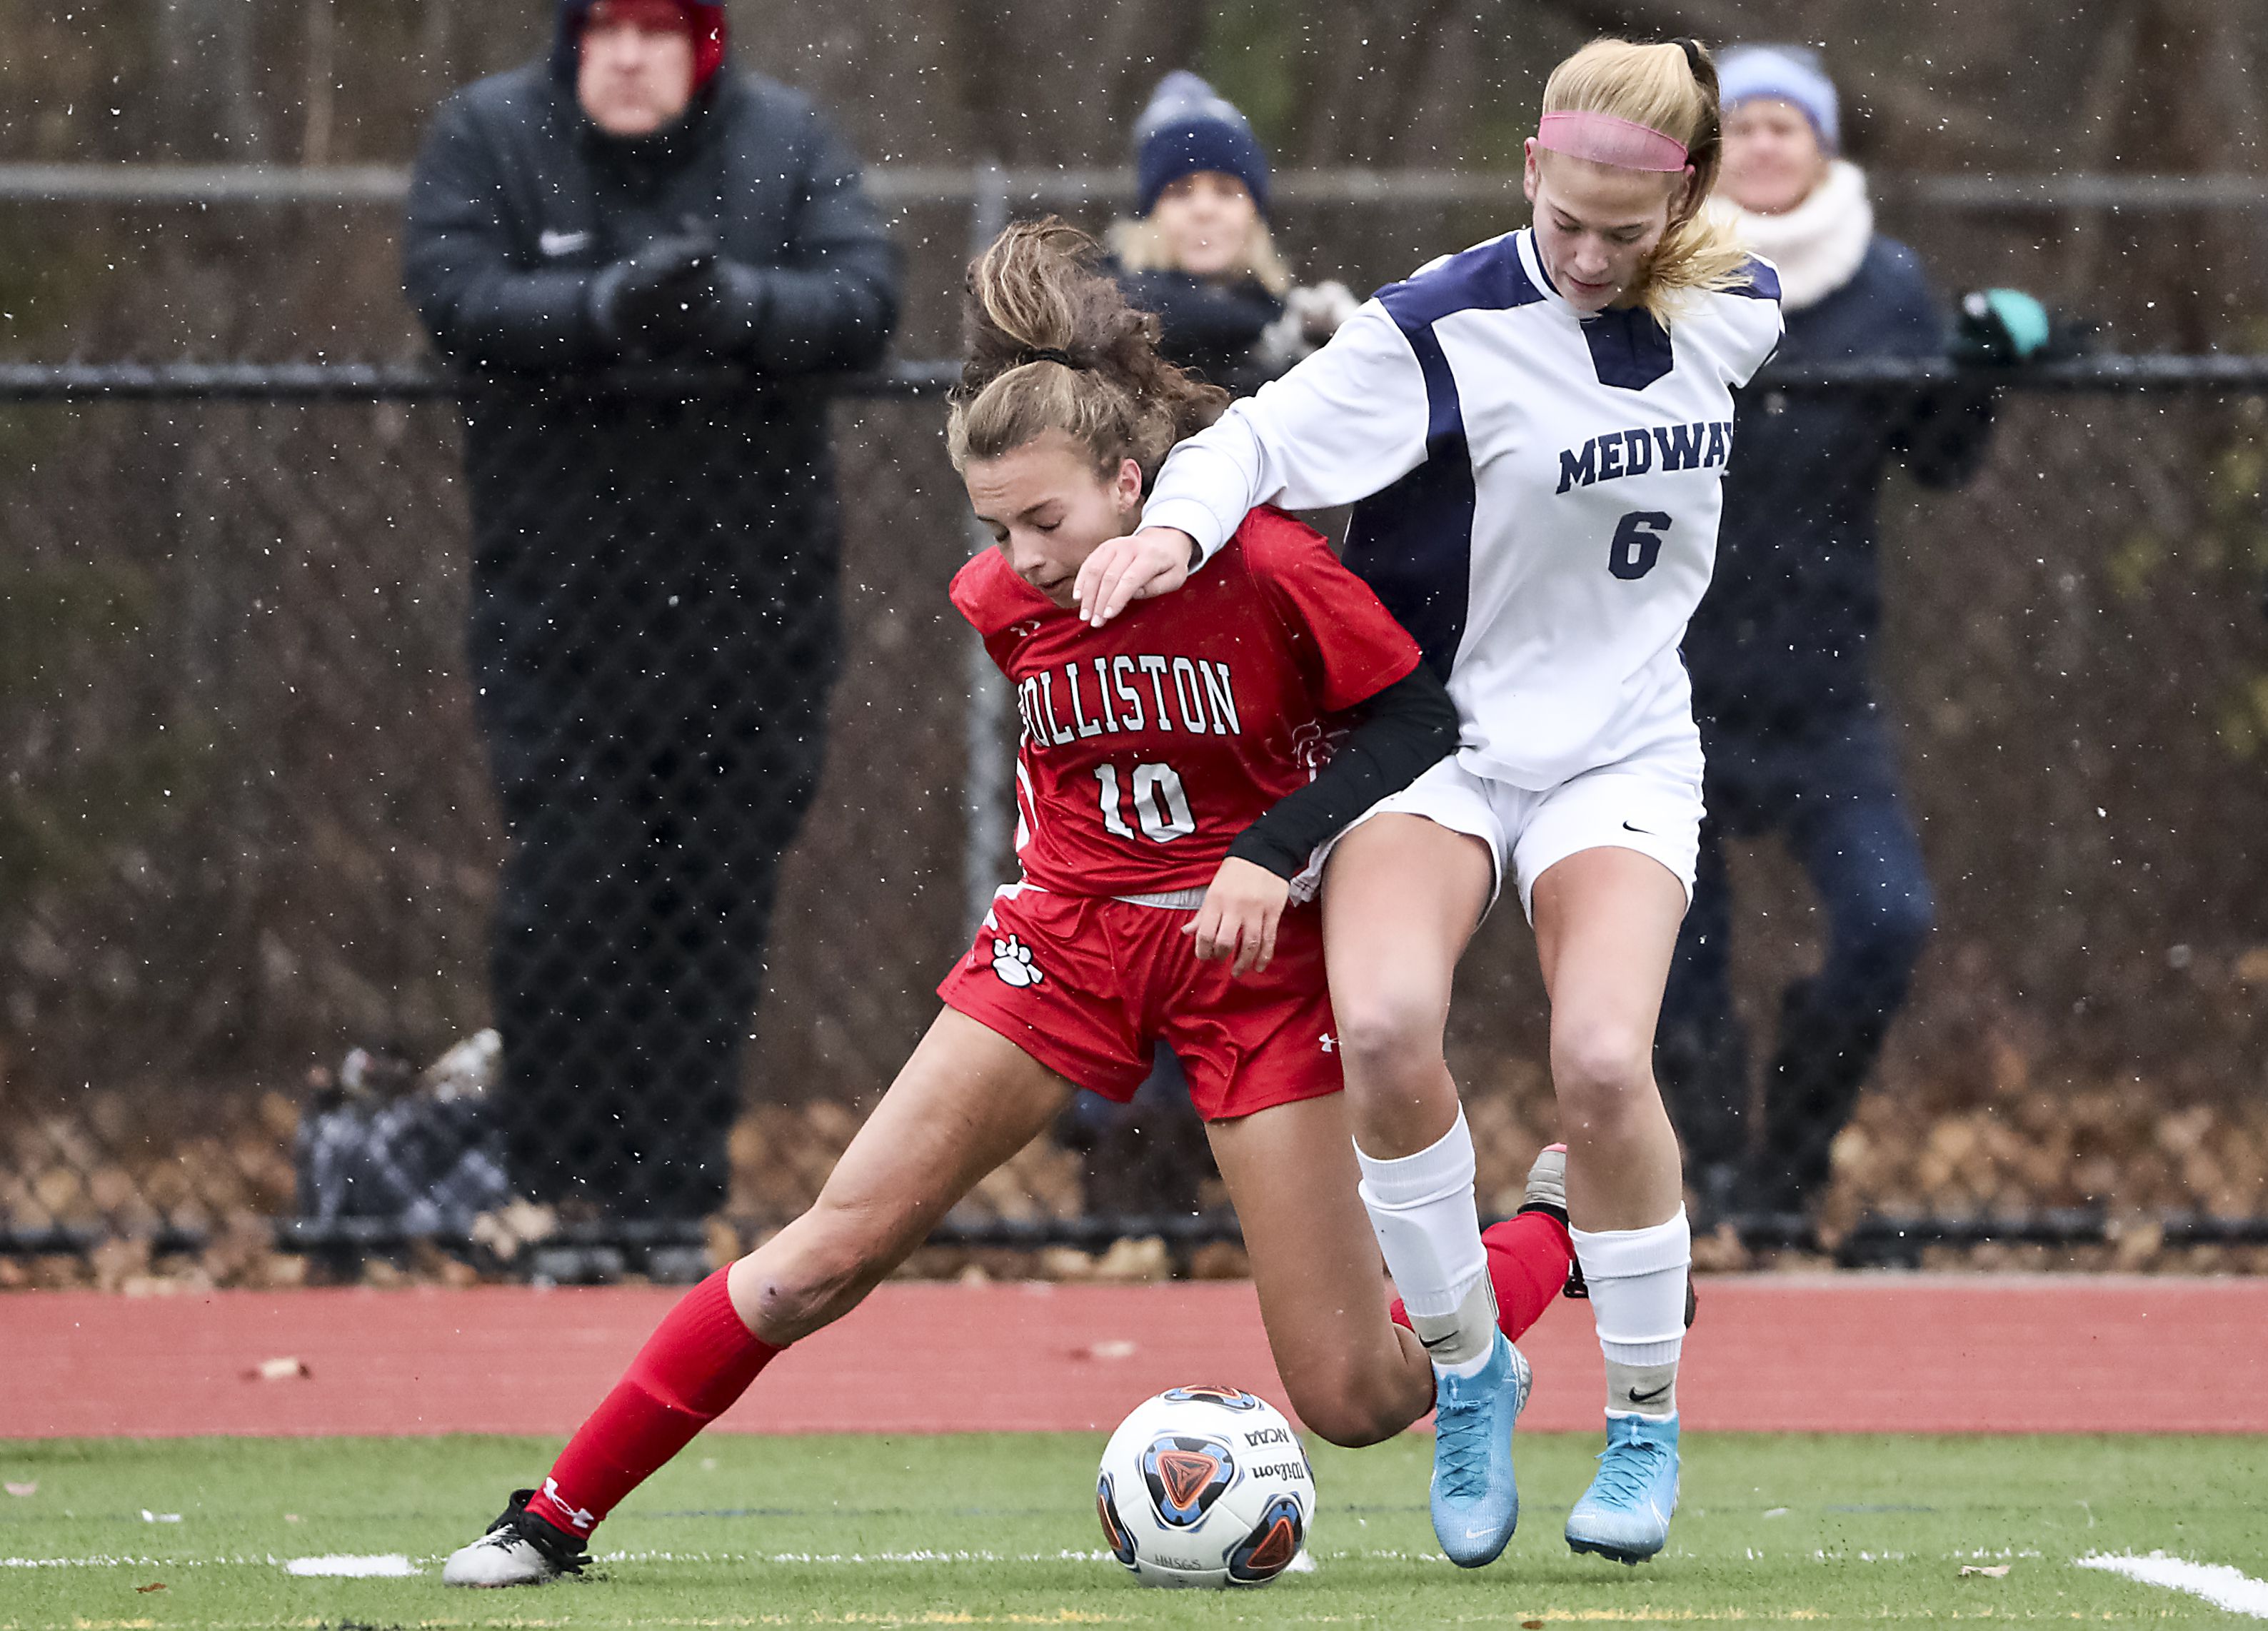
[{"x1": 443, "y1": 221, "x2": 1576, "y2": 1588}]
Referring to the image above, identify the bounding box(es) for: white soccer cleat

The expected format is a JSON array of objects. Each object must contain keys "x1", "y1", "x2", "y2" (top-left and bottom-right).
[
  {"x1": 441, "y1": 1488, "x2": 587, "y2": 1587},
  {"x1": 442, "y1": 1528, "x2": 562, "y2": 1587}
]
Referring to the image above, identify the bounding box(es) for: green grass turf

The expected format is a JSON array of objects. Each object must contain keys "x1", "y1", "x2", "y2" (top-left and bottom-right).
[{"x1": 2, "y1": 1434, "x2": 2264, "y2": 1628}]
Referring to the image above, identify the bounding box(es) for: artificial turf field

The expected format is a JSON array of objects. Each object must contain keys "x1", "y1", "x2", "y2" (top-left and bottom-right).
[{"x1": 5, "y1": 1432, "x2": 2265, "y2": 1627}]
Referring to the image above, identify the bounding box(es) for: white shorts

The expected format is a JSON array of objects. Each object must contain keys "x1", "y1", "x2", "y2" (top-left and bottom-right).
[{"x1": 1332, "y1": 741, "x2": 1705, "y2": 922}]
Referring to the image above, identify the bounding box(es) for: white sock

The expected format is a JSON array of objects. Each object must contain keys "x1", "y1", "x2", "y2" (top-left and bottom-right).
[
  {"x1": 1355, "y1": 1108, "x2": 1495, "y2": 1372},
  {"x1": 1570, "y1": 1208, "x2": 1690, "y2": 1419}
]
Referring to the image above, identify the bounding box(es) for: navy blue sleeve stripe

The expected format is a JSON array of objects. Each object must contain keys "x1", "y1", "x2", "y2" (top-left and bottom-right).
[
  {"x1": 1342, "y1": 236, "x2": 1542, "y2": 680},
  {"x1": 1395, "y1": 319, "x2": 1462, "y2": 443},
  {"x1": 1725, "y1": 256, "x2": 1782, "y2": 301},
  {"x1": 1373, "y1": 232, "x2": 1544, "y2": 331},
  {"x1": 1344, "y1": 450, "x2": 1476, "y2": 683}
]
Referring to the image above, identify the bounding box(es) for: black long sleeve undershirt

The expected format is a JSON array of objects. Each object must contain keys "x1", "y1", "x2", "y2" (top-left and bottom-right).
[{"x1": 1226, "y1": 664, "x2": 1461, "y2": 882}]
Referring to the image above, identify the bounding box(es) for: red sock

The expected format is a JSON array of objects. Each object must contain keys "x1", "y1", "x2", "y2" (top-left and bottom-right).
[
  {"x1": 1390, "y1": 1210, "x2": 1574, "y2": 1345},
  {"x1": 1478, "y1": 1210, "x2": 1574, "y2": 1340},
  {"x1": 524, "y1": 1268, "x2": 778, "y2": 1537}
]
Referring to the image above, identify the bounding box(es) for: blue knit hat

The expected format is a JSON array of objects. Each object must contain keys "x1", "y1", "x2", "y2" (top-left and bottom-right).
[
  {"x1": 1133, "y1": 71, "x2": 1271, "y2": 219},
  {"x1": 1717, "y1": 44, "x2": 1840, "y2": 153}
]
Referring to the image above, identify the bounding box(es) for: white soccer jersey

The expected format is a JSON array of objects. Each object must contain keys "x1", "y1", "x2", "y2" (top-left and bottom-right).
[{"x1": 1143, "y1": 228, "x2": 1784, "y2": 791}]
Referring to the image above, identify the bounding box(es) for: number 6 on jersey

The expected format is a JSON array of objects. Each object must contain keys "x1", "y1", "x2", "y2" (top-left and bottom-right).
[
  {"x1": 1095, "y1": 763, "x2": 1196, "y2": 843},
  {"x1": 1609, "y1": 510, "x2": 1672, "y2": 581}
]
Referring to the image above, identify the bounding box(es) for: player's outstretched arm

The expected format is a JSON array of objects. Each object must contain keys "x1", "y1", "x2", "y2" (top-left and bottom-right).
[{"x1": 1077, "y1": 303, "x2": 1433, "y2": 628}]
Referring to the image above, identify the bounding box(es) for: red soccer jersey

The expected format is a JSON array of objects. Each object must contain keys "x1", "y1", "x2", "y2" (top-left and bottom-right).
[{"x1": 950, "y1": 506, "x2": 1422, "y2": 898}]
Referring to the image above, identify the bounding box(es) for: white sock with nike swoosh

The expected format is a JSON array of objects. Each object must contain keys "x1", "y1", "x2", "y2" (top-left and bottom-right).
[
  {"x1": 1355, "y1": 1108, "x2": 1497, "y2": 1375},
  {"x1": 1571, "y1": 1208, "x2": 1690, "y2": 1420}
]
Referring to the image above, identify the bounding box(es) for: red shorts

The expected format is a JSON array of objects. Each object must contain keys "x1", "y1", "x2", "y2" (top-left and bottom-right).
[{"x1": 937, "y1": 884, "x2": 1344, "y2": 1123}]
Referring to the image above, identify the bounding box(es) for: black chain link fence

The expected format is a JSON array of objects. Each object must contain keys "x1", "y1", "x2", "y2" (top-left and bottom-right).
[{"x1": 3, "y1": 356, "x2": 2267, "y2": 1285}]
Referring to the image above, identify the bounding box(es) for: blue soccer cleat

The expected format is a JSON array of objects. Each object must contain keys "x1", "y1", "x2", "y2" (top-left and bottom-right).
[
  {"x1": 1565, "y1": 1412, "x2": 1681, "y2": 1564},
  {"x1": 1428, "y1": 1330, "x2": 1530, "y2": 1567}
]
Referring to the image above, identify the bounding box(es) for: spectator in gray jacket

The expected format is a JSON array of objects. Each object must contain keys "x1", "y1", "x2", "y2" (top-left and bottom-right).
[{"x1": 403, "y1": 0, "x2": 900, "y2": 1224}]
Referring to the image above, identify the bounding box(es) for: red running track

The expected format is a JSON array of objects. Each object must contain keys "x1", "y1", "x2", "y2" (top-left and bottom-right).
[{"x1": 4, "y1": 1275, "x2": 2260, "y2": 1440}]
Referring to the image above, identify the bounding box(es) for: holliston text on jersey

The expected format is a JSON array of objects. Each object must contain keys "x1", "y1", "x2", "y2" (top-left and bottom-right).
[{"x1": 1014, "y1": 653, "x2": 1243, "y2": 748}]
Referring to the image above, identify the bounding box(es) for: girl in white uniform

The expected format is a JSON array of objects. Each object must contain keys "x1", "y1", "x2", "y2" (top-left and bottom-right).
[{"x1": 1074, "y1": 38, "x2": 1782, "y2": 1567}]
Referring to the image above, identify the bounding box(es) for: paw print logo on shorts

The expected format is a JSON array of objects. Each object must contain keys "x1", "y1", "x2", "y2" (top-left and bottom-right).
[{"x1": 990, "y1": 935, "x2": 1044, "y2": 988}]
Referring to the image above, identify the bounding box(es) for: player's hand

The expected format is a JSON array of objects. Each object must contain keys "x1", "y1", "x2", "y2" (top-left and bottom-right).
[
  {"x1": 1185, "y1": 858, "x2": 1291, "y2": 978},
  {"x1": 1072, "y1": 526, "x2": 1198, "y2": 628}
]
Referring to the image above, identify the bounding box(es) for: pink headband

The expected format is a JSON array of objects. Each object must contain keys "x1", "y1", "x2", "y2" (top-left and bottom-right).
[{"x1": 1536, "y1": 110, "x2": 1689, "y2": 172}]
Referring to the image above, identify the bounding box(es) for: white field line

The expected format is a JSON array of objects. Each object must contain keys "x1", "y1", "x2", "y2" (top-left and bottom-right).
[
  {"x1": 608, "y1": 1546, "x2": 1312, "y2": 1571},
  {"x1": 2, "y1": 1555, "x2": 220, "y2": 1567},
  {"x1": 282, "y1": 1553, "x2": 421, "y2": 1577},
  {"x1": 0, "y1": 1550, "x2": 1124, "y2": 1570},
  {"x1": 4, "y1": 1546, "x2": 1339, "y2": 1571},
  {"x1": 2078, "y1": 1551, "x2": 2268, "y2": 1618}
]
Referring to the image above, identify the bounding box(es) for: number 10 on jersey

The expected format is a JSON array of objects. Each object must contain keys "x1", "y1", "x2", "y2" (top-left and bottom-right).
[{"x1": 1095, "y1": 763, "x2": 1195, "y2": 843}]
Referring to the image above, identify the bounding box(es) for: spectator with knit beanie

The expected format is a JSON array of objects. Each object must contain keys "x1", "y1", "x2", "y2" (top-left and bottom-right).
[
  {"x1": 1105, "y1": 71, "x2": 1355, "y2": 383},
  {"x1": 1063, "y1": 72, "x2": 1358, "y2": 1214}
]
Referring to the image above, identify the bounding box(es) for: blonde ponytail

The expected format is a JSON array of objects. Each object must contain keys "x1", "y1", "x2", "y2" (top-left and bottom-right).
[{"x1": 1542, "y1": 38, "x2": 1754, "y2": 322}]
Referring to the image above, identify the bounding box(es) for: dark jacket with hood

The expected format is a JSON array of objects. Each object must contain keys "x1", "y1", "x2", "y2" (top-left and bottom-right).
[
  {"x1": 403, "y1": 0, "x2": 900, "y2": 733},
  {"x1": 1686, "y1": 236, "x2": 1992, "y2": 748}
]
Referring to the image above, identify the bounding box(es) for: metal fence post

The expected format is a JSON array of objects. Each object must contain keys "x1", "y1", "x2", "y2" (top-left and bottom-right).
[{"x1": 962, "y1": 162, "x2": 1014, "y2": 935}]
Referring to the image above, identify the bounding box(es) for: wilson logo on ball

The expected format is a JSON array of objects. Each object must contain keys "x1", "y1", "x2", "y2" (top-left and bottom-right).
[
  {"x1": 1161, "y1": 1384, "x2": 1263, "y2": 1411},
  {"x1": 1226, "y1": 1492, "x2": 1305, "y2": 1584},
  {"x1": 1140, "y1": 1434, "x2": 1235, "y2": 1527}
]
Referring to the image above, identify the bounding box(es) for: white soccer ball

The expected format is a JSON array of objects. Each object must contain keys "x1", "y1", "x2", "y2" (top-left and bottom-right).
[{"x1": 1094, "y1": 1384, "x2": 1315, "y2": 1589}]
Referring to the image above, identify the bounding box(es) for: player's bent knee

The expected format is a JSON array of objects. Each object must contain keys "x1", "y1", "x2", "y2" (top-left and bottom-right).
[
  {"x1": 738, "y1": 1207, "x2": 908, "y2": 1343},
  {"x1": 1294, "y1": 1396, "x2": 1403, "y2": 1450},
  {"x1": 1551, "y1": 1024, "x2": 1655, "y2": 1132},
  {"x1": 738, "y1": 1252, "x2": 868, "y2": 1344},
  {"x1": 1280, "y1": 1363, "x2": 1417, "y2": 1449},
  {"x1": 1331, "y1": 989, "x2": 1447, "y2": 1085}
]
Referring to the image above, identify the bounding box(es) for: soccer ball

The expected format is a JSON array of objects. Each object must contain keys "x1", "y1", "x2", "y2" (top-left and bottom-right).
[{"x1": 1094, "y1": 1385, "x2": 1315, "y2": 1588}]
